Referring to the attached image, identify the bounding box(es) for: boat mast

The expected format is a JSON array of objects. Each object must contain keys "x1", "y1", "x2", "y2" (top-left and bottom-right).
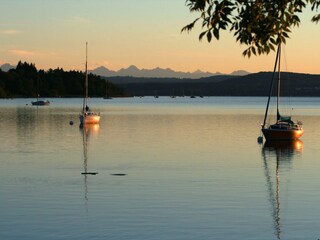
[
  {"x1": 262, "y1": 43, "x2": 281, "y2": 128},
  {"x1": 85, "y1": 42, "x2": 88, "y2": 101},
  {"x1": 276, "y1": 43, "x2": 281, "y2": 121},
  {"x1": 36, "y1": 77, "x2": 39, "y2": 101},
  {"x1": 83, "y1": 42, "x2": 88, "y2": 113}
]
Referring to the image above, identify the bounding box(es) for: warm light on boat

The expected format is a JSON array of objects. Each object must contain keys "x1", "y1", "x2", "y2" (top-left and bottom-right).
[{"x1": 85, "y1": 115, "x2": 100, "y2": 124}]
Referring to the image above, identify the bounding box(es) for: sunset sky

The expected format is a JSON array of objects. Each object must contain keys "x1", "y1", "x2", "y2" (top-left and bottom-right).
[{"x1": 1, "y1": 0, "x2": 319, "y2": 74}]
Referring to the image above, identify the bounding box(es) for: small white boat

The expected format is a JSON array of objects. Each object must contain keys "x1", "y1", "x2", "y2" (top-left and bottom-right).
[{"x1": 79, "y1": 42, "x2": 100, "y2": 126}]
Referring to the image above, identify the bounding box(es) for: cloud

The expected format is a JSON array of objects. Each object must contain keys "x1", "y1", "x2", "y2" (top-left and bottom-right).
[
  {"x1": 9, "y1": 49, "x2": 34, "y2": 56},
  {"x1": 0, "y1": 29, "x2": 22, "y2": 35}
]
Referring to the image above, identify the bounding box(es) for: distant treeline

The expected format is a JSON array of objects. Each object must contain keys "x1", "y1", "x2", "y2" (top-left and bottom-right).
[
  {"x1": 2, "y1": 62, "x2": 320, "y2": 98},
  {"x1": 106, "y1": 72, "x2": 320, "y2": 97},
  {"x1": 0, "y1": 61, "x2": 124, "y2": 98}
]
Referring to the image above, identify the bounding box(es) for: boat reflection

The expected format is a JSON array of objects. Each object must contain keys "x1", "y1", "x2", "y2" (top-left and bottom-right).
[
  {"x1": 261, "y1": 140, "x2": 303, "y2": 239},
  {"x1": 80, "y1": 123, "x2": 100, "y2": 208},
  {"x1": 263, "y1": 140, "x2": 303, "y2": 155}
]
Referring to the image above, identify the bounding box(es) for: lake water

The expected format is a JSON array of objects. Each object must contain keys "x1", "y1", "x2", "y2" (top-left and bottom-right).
[{"x1": 1, "y1": 97, "x2": 320, "y2": 240}]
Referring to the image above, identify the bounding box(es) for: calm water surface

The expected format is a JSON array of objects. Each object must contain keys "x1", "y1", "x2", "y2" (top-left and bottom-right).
[{"x1": 1, "y1": 97, "x2": 320, "y2": 240}]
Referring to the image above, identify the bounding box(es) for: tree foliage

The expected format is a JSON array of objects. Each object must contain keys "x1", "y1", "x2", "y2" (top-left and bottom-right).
[
  {"x1": 0, "y1": 61, "x2": 124, "y2": 98},
  {"x1": 182, "y1": 0, "x2": 320, "y2": 57}
]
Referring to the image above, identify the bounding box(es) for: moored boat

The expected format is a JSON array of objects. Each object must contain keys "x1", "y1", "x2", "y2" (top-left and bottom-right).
[
  {"x1": 262, "y1": 118, "x2": 304, "y2": 141},
  {"x1": 261, "y1": 40, "x2": 303, "y2": 141},
  {"x1": 31, "y1": 100, "x2": 50, "y2": 106},
  {"x1": 79, "y1": 42, "x2": 100, "y2": 126}
]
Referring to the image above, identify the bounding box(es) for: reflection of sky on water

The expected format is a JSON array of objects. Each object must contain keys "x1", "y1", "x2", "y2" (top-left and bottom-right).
[{"x1": 1, "y1": 97, "x2": 320, "y2": 240}]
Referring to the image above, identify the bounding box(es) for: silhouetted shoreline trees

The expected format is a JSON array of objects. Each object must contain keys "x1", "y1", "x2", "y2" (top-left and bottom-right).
[{"x1": 0, "y1": 61, "x2": 124, "y2": 98}]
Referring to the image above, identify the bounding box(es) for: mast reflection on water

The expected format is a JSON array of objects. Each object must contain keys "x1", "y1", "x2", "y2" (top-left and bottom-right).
[
  {"x1": 261, "y1": 140, "x2": 303, "y2": 239},
  {"x1": 80, "y1": 124, "x2": 100, "y2": 208}
]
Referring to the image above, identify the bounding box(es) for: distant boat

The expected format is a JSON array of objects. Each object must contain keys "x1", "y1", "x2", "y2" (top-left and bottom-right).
[
  {"x1": 190, "y1": 90, "x2": 196, "y2": 98},
  {"x1": 103, "y1": 80, "x2": 113, "y2": 99},
  {"x1": 170, "y1": 89, "x2": 176, "y2": 98},
  {"x1": 181, "y1": 89, "x2": 185, "y2": 97},
  {"x1": 79, "y1": 42, "x2": 101, "y2": 125},
  {"x1": 261, "y1": 41, "x2": 303, "y2": 141},
  {"x1": 31, "y1": 99, "x2": 50, "y2": 106},
  {"x1": 154, "y1": 90, "x2": 159, "y2": 98},
  {"x1": 31, "y1": 78, "x2": 50, "y2": 106}
]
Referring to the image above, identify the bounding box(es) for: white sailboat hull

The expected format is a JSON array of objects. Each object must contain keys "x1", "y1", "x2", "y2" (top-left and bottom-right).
[{"x1": 79, "y1": 113, "x2": 100, "y2": 125}]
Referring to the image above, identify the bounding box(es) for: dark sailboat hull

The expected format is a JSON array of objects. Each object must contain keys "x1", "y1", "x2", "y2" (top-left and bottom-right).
[{"x1": 262, "y1": 128, "x2": 304, "y2": 141}]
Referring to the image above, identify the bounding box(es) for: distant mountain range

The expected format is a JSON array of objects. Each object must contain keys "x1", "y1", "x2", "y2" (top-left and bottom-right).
[
  {"x1": 90, "y1": 65, "x2": 250, "y2": 78},
  {"x1": 1, "y1": 63, "x2": 250, "y2": 78},
  {"x1": 0, "y1": 63, "x2": 15, "y2": 72}
]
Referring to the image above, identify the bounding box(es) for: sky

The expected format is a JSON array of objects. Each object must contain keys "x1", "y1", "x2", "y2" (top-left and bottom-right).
[{"x1": 0, "y1": 0, "x2": 319, "y2": 74}]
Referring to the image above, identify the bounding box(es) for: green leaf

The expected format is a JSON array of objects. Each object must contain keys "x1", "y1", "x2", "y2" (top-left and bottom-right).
[
  {"x1": 207, "y1": 31, "x2": 212, "y2": 42},
  {"x1": 199, "y1": 31, "x2": 207, "y2": 41},
  {"x1": 282, "y1": 32, "x2": 289, "y2": 38},
  {"x1": 312, "y1": 13, "x2": 320, "y2": 23},
  {"x1": 213, "y1": 28, "x2": 219, "y2": 40},
  {"x1": 251, "y1": 47, "x2": 256, "y2": 55}
]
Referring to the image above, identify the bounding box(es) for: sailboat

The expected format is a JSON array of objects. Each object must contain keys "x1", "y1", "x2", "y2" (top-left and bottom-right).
[
  {"x1": 79, "y1": 42, "x2": 101, "y2": 125},
  {"x1": 261, "y1": 41, "x2": 303, "y2": 141},
  {"x1": 31, "y1": 97, "x2": 50, "y2": 106},
  {"x1": 31, "y1": 79, "x2": 50, "y2": 106}
]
